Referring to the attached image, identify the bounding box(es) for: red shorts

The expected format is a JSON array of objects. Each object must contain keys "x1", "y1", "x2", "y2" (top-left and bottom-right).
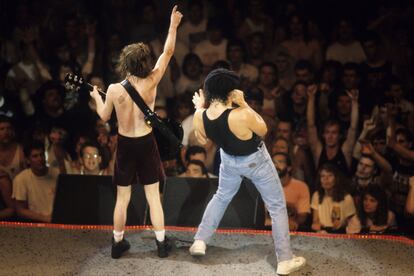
[{"x1": 113, "y1": 132, "x2": 165, "y2": 186}]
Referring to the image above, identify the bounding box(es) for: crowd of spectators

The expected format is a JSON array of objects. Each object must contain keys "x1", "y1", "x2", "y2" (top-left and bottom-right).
[{"x1": 0, "y1": 0, "x2": 413, "y2": 236}]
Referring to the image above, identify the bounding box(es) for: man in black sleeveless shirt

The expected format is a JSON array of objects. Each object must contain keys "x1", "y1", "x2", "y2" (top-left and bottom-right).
[{"x1": 190, "y1": 68, "x2": 306, "y2": 275}]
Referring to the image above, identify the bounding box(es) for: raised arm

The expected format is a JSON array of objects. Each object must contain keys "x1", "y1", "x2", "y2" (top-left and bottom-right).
[
  {"x1": 192, "y1": 89, "x2": 208, "y2": 145},
  {"x1": 362, "y1": 141, "x2": 393, "y2": 174},
  {"x1": 306, "y1": 84, "x2": 322, "y2": 161},
  {"x1": 353, "y1": 118, "x2": 376, "y2": 159},
  {"x1": 150, "y1": 6, "x2": 183, "y2": 85},
  {"x1": 342, "y1": 89, "x2": 359, "y2": 166}
]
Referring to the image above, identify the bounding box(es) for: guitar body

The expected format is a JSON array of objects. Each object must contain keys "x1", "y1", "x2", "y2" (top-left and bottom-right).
[{"x1": 152, "y1": 117, "x2": 184, "y2": 161}]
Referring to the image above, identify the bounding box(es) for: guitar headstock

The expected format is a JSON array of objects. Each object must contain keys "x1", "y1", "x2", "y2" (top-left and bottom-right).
[{"x1": 64, "y1": 73, "x2": 85, "y2": 92}]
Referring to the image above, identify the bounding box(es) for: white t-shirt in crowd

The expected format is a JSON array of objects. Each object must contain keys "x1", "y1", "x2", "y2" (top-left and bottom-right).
[
  {"x1": 326, "y1": 41, "x2": 366, "y2": 64},
  {"x1": 177, "y1": 19, "x2": 208, "y2": 49},
  {"x1": 234, "y1": 63, "x2": 259, "y2": 83},
  {"x1": 311, "y1": 192, "x2": 356, "y2": 228},
  {"x1": 194, "y1": 39, "x2": 227, "y2": 67},
  {"x1": 12, "y1": 167, "x2": 59, "y2": 217}
]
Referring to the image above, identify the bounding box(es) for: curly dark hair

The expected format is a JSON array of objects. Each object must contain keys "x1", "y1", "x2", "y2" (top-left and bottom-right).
[
  {"x1": 358, "y1": 185, "x2": 389, "y2": 227},
  {"x1": 203, "y1": 68, "x2": 240, "y2": 104},
  {"x1": 116, "y1": 43, "x2": 152, "y2": 79}
]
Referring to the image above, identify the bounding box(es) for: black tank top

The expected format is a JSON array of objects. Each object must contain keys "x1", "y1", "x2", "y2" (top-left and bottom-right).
[
  {"x1": 318, "y1": 147, "x2": 349, "y2": 175},
  {"x1": 202, "y1": 109, "x2": 261, "y2": 156}
]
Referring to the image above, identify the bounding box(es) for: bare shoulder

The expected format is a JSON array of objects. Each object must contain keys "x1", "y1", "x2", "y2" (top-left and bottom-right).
[
  {"x1": 193, "y1": 109, "x2": 205, "y2": 126},
  {"x1": 230, "y1": 107, "x2": 250, "y2": 120},
  {"x1": 107, "y1": 83, "x2": 123, "y2": 93}
]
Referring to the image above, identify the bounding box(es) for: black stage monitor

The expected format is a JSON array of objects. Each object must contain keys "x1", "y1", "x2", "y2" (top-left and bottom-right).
[
  {"x1": 52, "y1": 175, "x2": 148, "y2": 225},
  {"x1": 162, "y1": 177, "x2": 264, "y2": 228}
]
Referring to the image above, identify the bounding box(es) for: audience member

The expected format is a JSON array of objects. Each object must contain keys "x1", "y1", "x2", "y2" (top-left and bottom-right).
[
  {"x1": 311, "y1": 164, "x2": 356, "y2": 233},
  {"x1": 12, "y1": 141, "x2": 59, "y2": 222},
  {"x1": 346, "y1": 185, "x2": 396, "y2": 234}
]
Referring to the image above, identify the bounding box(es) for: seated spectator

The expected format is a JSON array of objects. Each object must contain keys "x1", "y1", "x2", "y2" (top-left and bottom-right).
[
  {"x1": 246, "y1": 32, "x2": 267, "y2": 68},
  {"x1": 349, "y1": 152, "x2": 391, "y2": 206},
  {"x1": 271, "y1": 152, "x2": 310, "y2": 231},
  {"x1": 294, "y1": 59, "x2": 315, "y2": 85},
  {"x1": 5, "y1": 37, "x2": 52, "y2": 116},
  {"x1": 274, "y1": 51, "x2": 296, "y2": 91},
  {"x1": 0, "y1": 169, "x2": 15, "y2": 220},
  {"x1": 177, "y1": 0, "x2": 207, "y2": 50},
  {"x1": 257, "y1": 62, "x2": 283, "y2": 117},
  {"x1": 360, "y1": 31, "x2": 392, "y2": 113},
  {"x1": 281, "y1": 14, "x2": 323, "y2": 70},
  {"x1": 184, "y1": 145, "x2": 217, "y2": 178},
  {"x1": 346, "y1": 185, "x2": 396, "y2": 234},
  {"x1": 187, "y1": 130, "x2": 218, "y2": 174},
  {"x1": 237, "y1": 0, "x2": 274, "y2": 48},
  {"x1": 307, "y1": 84, "x2": 359, "y2": 176},
  {"x1": 406, "y1": 176, "x2": 414, "y2": 216},
  {"x1": 277, "y1": 81, "x2": 308, "y2": 130},
  {"x1": 194, "y1": 17, "x2": 227, "y2": 72},
  {"x1": 226, "y1": 39, "x2": 258, "y2": 89},
  {"x1": 0, "y1": 116, "x2": 26, "y2": 180},
  {"x1": 311, "y1": 164, "x2": 356, "y2": 233},
  {"x1": 325, "y1": 18, "x2": 366, "y2": 64},
  {"x1": 76, "y1": 141, "x2": 110, "y2": 175},
  {"x1": 30, "y1": 81, "x2": 73, "y2": 135},
  {"x1": 66, "y1": 133, "x2": 91, "y2": 174},
  {"x1": 46, "y1": 126, "x2": 71, "y2": 174},
  {"x1": 276, "y1": 119, "x2": 315, "y2": 190},
  {"x1": 179, "y1": 159, "x2": 209, "y2": 178},
  {"x1": 386, "y1": 127, "x2": 414, "y2": 231},
  {"x1": 12, "y1": 141, "x2": 59, "y2": 223},
  {"x1": 174, "y1": 53, "x2": 203, "y2": 95},
  {"x1": 388, "y1": 76, "x2": 414, "y2": 122}
]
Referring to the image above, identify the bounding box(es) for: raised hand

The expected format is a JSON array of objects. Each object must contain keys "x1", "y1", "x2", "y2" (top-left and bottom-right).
[
  {"x1": 85, "y1": 21, "x2": 97, "y2": 37},
  {"x1": 306, "y1": 84, "x2": 318, "y2": 98},
  {"x1": 170, "y1": 5, "x2": 183, "y2": 29},
  {"x1": 363, "y1": 118, "x2": 376, "y2": 132},
  {"x1": 192, "y1": 89, "x2": 205, "y2": 110},
  {"x1": 361, "y1": 141, "x2": 375, "y2": 156},
  {"x1": 346, "y1": 89, "x2": 359, "y2": 102},
  {"x1": 231, "y1": 89, "x2": 247, "y2": 107}
]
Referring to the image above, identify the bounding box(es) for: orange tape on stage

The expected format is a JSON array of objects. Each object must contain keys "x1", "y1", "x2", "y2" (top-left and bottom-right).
[{"x1": 1, "y1": 221, "x2": 413, "y2": 246}]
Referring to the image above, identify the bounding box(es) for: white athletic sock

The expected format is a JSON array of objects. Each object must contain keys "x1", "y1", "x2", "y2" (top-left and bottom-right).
[
  {"x1": 154, "y1": 230, "x2": 165, "y2": 242},
  {"x1": 113, "y1": 230, "x2": 124, "y2": 242}
]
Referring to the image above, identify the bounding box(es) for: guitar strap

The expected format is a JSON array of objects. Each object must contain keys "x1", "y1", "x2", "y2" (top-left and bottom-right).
[
  {"x1": 120, "y1": 79, "x2": 182, "y2": 148},
  {"x1": 120, "y1": 79, "x2": 153, "y2": 121}
]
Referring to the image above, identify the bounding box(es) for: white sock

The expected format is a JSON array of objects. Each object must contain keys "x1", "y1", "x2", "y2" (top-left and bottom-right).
[
  {"x1": 154, "y1": 230, "x2": 165, "y2": 242},
  {"x1": 113, "y1": 230, "x2": 124, "y2": 242}
]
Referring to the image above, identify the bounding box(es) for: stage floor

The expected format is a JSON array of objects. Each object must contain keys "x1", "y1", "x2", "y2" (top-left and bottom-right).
[{"x1": 0, "y1": 225, "x2": 413, "y2": 276}]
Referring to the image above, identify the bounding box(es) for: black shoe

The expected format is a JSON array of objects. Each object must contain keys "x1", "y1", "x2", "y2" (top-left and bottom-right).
[
  {"x1": 155, "y1": 237, "x2": 172, "y2": 258},
  {"x1": 111, "y1": 238, "x2": 130, "y2": 259}
]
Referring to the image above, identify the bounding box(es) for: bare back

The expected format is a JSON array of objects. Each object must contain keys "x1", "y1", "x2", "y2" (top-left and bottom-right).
[{"x1": 109, "y1": 77, "x2": 157, "y2": 137}]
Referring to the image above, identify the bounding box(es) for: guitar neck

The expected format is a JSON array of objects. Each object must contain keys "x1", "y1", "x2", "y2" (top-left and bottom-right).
[{"x1": 84, "y1": 82, "x2": 106, "y2": 96}]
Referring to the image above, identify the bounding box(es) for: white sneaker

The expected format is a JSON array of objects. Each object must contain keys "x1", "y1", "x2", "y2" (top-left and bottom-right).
[
  {"x1": 276, "y1": 255, "x2": 306, "y2": 275},
  {"x1": 189, "y1": 240, "x2": 206, "y2": 256}
]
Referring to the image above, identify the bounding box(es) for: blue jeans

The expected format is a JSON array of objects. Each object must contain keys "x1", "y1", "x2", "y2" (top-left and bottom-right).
[{"x1": 194, "y1": 143, "x2": 293, "y2": 262}]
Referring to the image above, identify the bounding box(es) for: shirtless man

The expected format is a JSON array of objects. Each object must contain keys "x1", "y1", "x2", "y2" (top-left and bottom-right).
[
  {"x1": 0, "y1": 116, "x2": 25, "y2": 180},
  {"x1": 190, "y1": 68, "x2": 306, "y2": 275},
  {"x1": 90, "y1": 6, "x2": 182, "y2": 259}
]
